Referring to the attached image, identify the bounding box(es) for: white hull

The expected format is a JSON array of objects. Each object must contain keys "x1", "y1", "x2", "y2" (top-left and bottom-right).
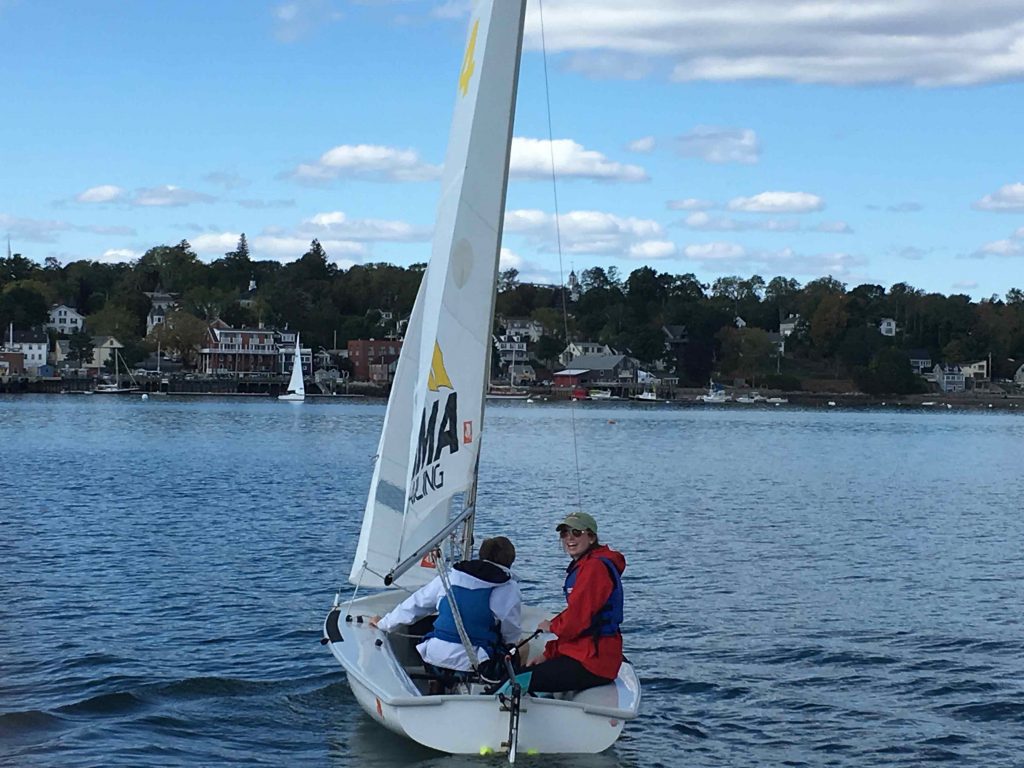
[
  {"x1": 94, "y1": 386, "x2": 139, "y2": 394},
  {"x1": 324, "y1": 593, "x2": 640, "y2": 755},
  {"x1": 278, "y1": 392, "x2": 305, "y2": 401}
]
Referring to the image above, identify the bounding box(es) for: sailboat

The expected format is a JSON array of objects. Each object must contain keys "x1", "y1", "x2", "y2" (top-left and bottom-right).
[
  {"x1": 94, "y1": 348, "x2": 139, "y2": 394},
  {"x1": 322, "y1": 1, "x2": 639, "y2": 757},
  {"x1": 278, "y1": 335, "x2": 305, "y2": 401}
]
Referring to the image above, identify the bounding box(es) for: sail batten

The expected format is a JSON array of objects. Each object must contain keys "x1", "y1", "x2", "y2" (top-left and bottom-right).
[{"x1": 348, "y1": 0, "x2": 527, "y2": 588}]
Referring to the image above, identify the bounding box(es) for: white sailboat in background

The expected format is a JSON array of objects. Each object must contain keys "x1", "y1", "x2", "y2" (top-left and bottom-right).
[
  {"x1": 94, "y1": 349, "x2": 139, "y2": 394},
  {"x1": 323, "y1": 0, "x2": 639, "y2": 757},
  {"x1": 278, "y1": 335, "x2": 305, "y2": 402}
]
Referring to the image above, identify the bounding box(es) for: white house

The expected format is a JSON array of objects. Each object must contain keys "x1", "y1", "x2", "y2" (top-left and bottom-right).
[
  {"x1": 961, "y1": 359, "x2": 989, "y2": 381},
  {"x1": 3, "y1": 328, "x2": 49, "y2": 375},
  {"x1": 144, "y1": 289, "x2": 179, "y2": 335},
  {"x1": 499, "y1": 316, "x2": 544, "y2": 342},
  {"x1": 559, "y1": 341, "x2": 614, "y2": 366},
  {"x1": 933, "y1": 363, "x2": 966, "y2": 393},
  {"x1": 879, "y1": 317, "x2": 897, "y2": 337},
  {"x1": 46, "y1": 304, "x2": 85, "y2": 334},
  {"x1": 907, "y1": 349, "x2": 932, "y2": 376},
  {"x1": 90, "y1": 336, "x2": 125, "y2": 371},
  {"x1": 779, "y1": 314, "x2": 801, "y2": 337},
  {"x1": 1015, "y1": 363, "x2": 1024, "y2": 387},
  {"x1": 495, "y1": 333, "x2": 528, "y2": 366}
]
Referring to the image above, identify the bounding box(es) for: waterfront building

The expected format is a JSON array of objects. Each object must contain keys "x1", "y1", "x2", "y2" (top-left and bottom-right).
[
  {"x1": 558, "y1": 341, "x2": 615, "y2": 366},
  {"x1": 906, "y1": 349, "x2": 933, "y2": 376},
  {"x1": 90, "y1": 336, "x2": 124, "y2": 371},
  {"x1": 933, "y1": 363, "x2": 966, "y2": 393},
  {"x1": 198, "y1": 322, "x2": 279, "y2": 375},
  {"x1": 0, "y1": 350, "x2": 25, "y2": 375},
  {"x1": 498, "y1": 316, "x2": 544, "y2": 342},
  {"x1": 2, "y1": 328, "x2": 50, "y2": 375},
  {"x1": 495, "y1": 333, "x2": 528, "y2": 367},
  {"x1": 347, "y1": 338, "x2": 402, "y2": 383},
  {"x1": 274, "y1": 329, "x2": 311, "y2": 375},
  {"x1": 553, "y1": 353, "x2": 636, "y2": 386},
  {"x1": 46, "y1": 304, "x2": 85, "y2": 335}
]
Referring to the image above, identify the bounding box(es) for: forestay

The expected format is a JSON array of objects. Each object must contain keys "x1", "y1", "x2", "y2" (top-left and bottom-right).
[{"x1": 349, "y1": 0, "x2": 526, "y2": 589}]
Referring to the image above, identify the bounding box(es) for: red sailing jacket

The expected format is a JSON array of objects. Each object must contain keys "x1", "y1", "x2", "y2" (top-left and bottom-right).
[{"x1": 543, "y1": 544, "x2": 626, "y2": 680}]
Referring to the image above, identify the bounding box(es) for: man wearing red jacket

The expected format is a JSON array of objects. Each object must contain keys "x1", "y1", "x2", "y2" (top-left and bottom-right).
[{"x1": 526, "y1": 512, "x2": 626, "y2": 692}]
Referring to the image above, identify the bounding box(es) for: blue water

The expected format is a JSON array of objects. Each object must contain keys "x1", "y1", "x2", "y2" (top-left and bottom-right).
[{"x1": 2, "y1": 396, "x2": 1023, "y2": 767}]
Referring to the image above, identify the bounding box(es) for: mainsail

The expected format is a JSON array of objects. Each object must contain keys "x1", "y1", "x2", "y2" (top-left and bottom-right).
[
  {"x1": 349, "y1": 0, "x2": 526, "y2": 588},
  {"x1": 286, "y1": 336, "x2": 305, "y2": 396}
]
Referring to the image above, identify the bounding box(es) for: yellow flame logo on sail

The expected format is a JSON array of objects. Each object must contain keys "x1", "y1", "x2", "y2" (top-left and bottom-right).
[
  {"x1": 458, "y1": 19, "x2": 479, "y2": 97},
  {"x1": 428, "y1": 342, "x2": 453, "y2": 391}
]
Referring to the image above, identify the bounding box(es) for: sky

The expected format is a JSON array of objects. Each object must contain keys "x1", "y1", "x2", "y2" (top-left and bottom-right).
[{"x1": 2, "y1": 0, "x2": 1023, "y2": 300}]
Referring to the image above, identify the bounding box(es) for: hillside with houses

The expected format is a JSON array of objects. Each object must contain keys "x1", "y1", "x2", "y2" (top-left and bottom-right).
[{"x1": 1, "y1": 238, "x2": 1023, "y2": 397}]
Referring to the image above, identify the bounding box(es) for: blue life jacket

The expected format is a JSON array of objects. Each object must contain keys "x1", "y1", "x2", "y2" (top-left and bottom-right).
[
  {"x1": 430, "y1": 584, "x2": 502, "y2": 653},
  {"x1": 563, "y1": 556, "x2": 623, "y2": 643}
]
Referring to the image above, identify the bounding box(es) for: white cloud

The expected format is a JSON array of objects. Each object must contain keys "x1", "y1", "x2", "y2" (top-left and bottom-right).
[
  {"x1": 683, "y1": 242, "x2": 746, "y2": 261},
  {"x1": 681, "y1": 212, "x2": 800, "y2": 232},
  {"x1": 238, "y1": 199, "x2": 296, "y2": 209},
  {"x1": 133, "y1": 185, "x2": 215, "y2": 207},
  {"x1": 510, "y1": 138, "x2": 648, "y2": 182},
  {"x1": 628, "y1": 240, "x2": 677, "y2": 259},
  {"x1": 76, "y1": 185, "x2": 126, "y2": 204},
  {"x1": 677, "y1": 127, "x2": 759, "y2": 164},
  {"x1": 505, "y1": 208, "x2": 663, "y2": 256},
  {"x1": 0, "y1": 213, "x2": 72, "y2": 243},
  {"x1": 204, "y1": 171, "x2": 250, "y2": 190},
  {"x1": 301, "y1": 211, "x2": 428, "y2": 241},
  {"x1": 667, "y1": 198, "x2": 714, "y2": 211},
  {"x1": 523, "y1": 1, "x2": 1024, "y2": 86},
  {"x1": 728, "y1": 191, "x2": 824, "y2": 213},
  {"x1": 190, "y1": 231, "x2": 366, "y2": 264},
  {"x1": 627, "y1": 136, "x2": 656, "y2": 153},
  {"x1": 272, "y1": 0, "x2": 342, "y2": 43},
  {"x1": 814, "y1": 221, "x2": 853, "y2": 234},
  {"x1": 97, "y1": 248, "x2": 141, "y2": 263},
  {"x1": 564, "y1": 52, "x2": 653, "y2": 80},
  {"x1": 291, "y1": 144, "x2": 441, "y2": 183},
  {"x1": 952, "y1": 280, "x2": 979, "y2": 290},
  {"x1": 499, "y1": 247, "x2": 522, "y2": 271},
  {"x1": 679, "y1": 241, "x2": 865, "y2": 277},
  {"x1": 973, "y1": 182, "x2": 1024, "y2": 211},
  {"x1": 973, "y1": 238, "x2": 1024, "y2": 258}
]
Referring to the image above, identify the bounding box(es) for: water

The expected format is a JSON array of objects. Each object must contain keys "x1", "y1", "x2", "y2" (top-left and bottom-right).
[{"x1": 2, "y1": 396, "x2": 1023, "y2": 767}]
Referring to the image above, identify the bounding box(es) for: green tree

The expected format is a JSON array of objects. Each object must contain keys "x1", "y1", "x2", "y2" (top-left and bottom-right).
[
  {"x1": 87, "y1": 303, "x2": 141, "y2": 339},
  {"x1": 716, "y1": 326, "x2": 775, "y2": 385},
  {"x1": 0, "y1": 284, "x2": 49, "y2": 329},
  {"x1": 68, "y1": 330, "x2": 95, "y2": 368},
  {"x1": 155, "y1": 310, "x2": 208, "y2": 368},
  {"x1": 810, "y1": 293, "x2": 849, "y2": 358}
]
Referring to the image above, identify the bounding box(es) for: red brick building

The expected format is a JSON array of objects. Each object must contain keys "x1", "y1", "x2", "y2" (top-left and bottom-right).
[{"x1": 348, "y1": 339, "x2": 402, "y2": 383}]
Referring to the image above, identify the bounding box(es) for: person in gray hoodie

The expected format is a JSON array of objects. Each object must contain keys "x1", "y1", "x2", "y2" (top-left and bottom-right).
[{"x1": 369, "y1": 536, "x2": 522, "y2": 675}]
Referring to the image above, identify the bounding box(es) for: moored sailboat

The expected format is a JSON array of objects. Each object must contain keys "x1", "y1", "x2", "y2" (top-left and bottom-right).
[
  {"x1": 278, "y1": 335, "x2": 305, "y2": 401},
  {"x1": 322, "y1": 0, "x2": 639, "y2": 757}
]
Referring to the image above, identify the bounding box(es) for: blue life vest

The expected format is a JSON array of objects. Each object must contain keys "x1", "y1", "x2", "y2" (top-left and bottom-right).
[
  {"x1": 563, "y1": 556, "x2": 623, "y2": 642},
  {"x1": 430, "y1": 584, "x2": 502, "y2": 654}
]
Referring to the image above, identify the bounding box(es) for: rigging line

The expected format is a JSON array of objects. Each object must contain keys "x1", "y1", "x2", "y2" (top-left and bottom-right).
[{"x1": 537, "y1": 0, "x2": 583, "y2": 511}]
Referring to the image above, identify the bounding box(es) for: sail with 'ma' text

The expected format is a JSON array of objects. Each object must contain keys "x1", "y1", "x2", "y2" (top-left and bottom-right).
[{"x1": 349, "y1": 0, "x2": 526, "y2": 588}]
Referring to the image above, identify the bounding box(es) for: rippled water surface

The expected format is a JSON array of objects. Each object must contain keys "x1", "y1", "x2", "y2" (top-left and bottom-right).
[{"x1": 2, "y1": 396, "x2": 1023, "y2": 767}]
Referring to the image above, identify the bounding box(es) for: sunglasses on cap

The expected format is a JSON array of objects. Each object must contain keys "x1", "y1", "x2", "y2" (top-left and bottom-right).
[{"x1": 559, "y1": 527, "x2": 590, "y2": 539}]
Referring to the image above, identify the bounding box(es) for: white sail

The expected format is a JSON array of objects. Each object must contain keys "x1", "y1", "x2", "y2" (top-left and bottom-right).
[
  {"x1": 349, "y1": 0, "x2": 526, "y2": 588},
  {"x1": 285, "y1": 336, "x2": 305, "y2": 397}
]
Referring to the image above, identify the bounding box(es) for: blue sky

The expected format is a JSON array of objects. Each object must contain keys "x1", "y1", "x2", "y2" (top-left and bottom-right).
[{"x1": 2, "y1": 0, "x2": 1023, "y2": 300}]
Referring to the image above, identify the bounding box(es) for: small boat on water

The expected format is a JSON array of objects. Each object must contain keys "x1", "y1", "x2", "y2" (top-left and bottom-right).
[
  {"x1": 278, "y1": 335, "x2": 305, "y2": 402},
  {"x1": 93, "y1": 349, "x2": 139, "y2": 394},
  {"x1": 765, "y1": 396, "x2": 789, "y2": 404},
  {"x1": 700, "y1": 380, "x2": 731, "y2": 403},
  {"x1": 322, "y1": 2, "x2": 640, "y2": 757},
  {"x1": 588, "y1": 388, "x2": 614, "y2": 400}
]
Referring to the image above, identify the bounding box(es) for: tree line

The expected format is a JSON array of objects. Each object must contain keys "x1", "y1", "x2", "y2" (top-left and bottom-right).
[{"x1": 2, "y1": 238, "x2": 1022, "y2": 391}]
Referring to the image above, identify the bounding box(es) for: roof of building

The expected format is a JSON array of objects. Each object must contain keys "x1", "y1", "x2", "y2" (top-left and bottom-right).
[
  {"x1": 11, "y1": 328, "x2": 48, "y2": 343},
  {"x1": 553, "y1": 368, "x2": 589, "y2": 376},
  {"x1": 565, "y1": 353, "x2": 629, "y2": 371},
  {"x1": 906, "y1": 348, "x2": 931, "y2": 359}
]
